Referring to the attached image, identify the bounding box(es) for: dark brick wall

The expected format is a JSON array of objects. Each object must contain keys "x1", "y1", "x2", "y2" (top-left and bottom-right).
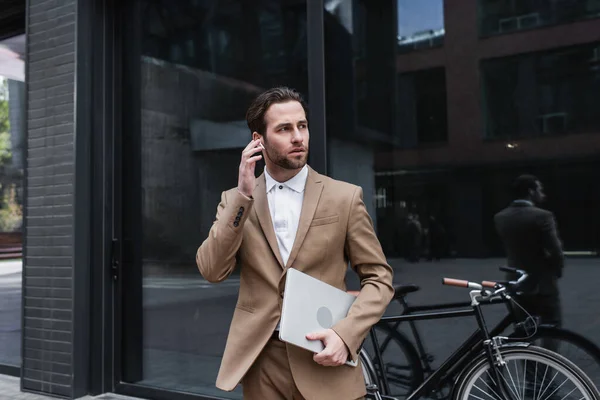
[{"x1": 24, "y1": 0, "x2": 77, "y2": 397}]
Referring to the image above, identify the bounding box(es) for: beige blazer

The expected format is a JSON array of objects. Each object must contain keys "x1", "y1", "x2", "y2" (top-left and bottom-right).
[{"x1": 196, "y1": 166, "x2": 394, "y2": 399}]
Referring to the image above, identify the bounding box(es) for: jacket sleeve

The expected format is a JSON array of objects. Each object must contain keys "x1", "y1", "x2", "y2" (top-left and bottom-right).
[
  {"x1": 196, "y1": 190, "x2": 254, "y2": 283},
  {"x1": 539, "y1": 211, "x2": 564, "y2": 277},
  {"x1": 332, "y1": 187, "x2": 395, "y2": 361}
]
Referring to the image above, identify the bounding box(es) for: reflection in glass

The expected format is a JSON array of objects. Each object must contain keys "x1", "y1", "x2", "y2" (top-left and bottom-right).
[
  {"x1": 397, "y1": 0, "x2": 444, "y2": 53},
  {"x1": 0, "y1": 34, "x2": 25, "y2": 368},
  {"x1": 127, "y1": 1, "x2": 307, "y2": 397},
  {"x1": 482, "y1": 42, "x2": 600, "y2": 139},
  {"x1": 397, "y1": 67, "x2": 448, "y2": 147},
  {"x1": 324, "y1": 0, "x2": 600, "y2": 375},
  {"x1": 479, "y1": 0, "x2": 600, "y2": 36}
]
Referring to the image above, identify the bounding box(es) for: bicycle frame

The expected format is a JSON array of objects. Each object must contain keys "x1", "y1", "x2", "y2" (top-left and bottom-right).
[
  {"x1": 371, "y1": 296, "x2": 518, "y2": 399},
  {"x1": 384, "y1": 296, "x2": 514, "y2": 377}
]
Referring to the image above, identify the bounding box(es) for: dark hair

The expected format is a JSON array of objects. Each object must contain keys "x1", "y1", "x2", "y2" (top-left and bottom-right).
[
  {"x1": 512, "y1": 174, "x2": 539, "y2": 199},
  {"x1": 245, "y1": 87, "x2": 308, "y2": 136}
]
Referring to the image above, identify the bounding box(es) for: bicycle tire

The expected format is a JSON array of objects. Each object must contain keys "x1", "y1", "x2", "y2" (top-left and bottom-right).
[
  {"x1": 361, "y1": 349, "x2": 386, "y2": 400},
  {"x1": 510, "y1": 326, "x2": 600, "y2": 389},
  {"x1": 453, "y1": 345, "x2": 600, "y2": 400},
  {"x1": 365, "y1": 324, "x2": 424, "y2": 398},
  {"x1": 361, "y1": 348, "x2": 378, "y2": 387}
]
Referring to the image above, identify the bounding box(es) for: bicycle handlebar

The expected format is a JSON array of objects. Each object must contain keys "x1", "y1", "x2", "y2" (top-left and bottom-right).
[
  {"x1": 442, "y1": 278, "x2": 483, "y2": 290},
  {"x1": 442, "y1": 266, "x2": 530, "y2": 296}
]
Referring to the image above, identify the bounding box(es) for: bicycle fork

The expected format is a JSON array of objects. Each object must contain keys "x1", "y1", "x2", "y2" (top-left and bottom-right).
[
  {"x1": 366, "y1": 384, "x2": 384, "y2": 400},
  {"x1": 366, "y1": 385, "x2": 400, "y2": 400},
  {"x1": 483, "y1": 337, "x2": 519, "y2": 400},
  {"x1": 471, "y1": 289, "x2": 519, "y2": 400}
]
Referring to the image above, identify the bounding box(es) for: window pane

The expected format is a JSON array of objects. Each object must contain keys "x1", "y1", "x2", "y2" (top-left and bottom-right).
[
  {"x1": 127, "y1": 0, "x2": 307, "y2": 397},
  {"x1": 397, "y1": 0, "x2": 444, "y2": 53},
  {"x1": 482, "y1": 42, "x2": 600, "y2": 139},
  {"x1": 0, "y1": 34, "x2": 25, "y2": 368},
  {"x1": 324, "y1": 2, "x2": 600, "y2": 391},
  {"x1": 479, "y1": 0, "x2": 600, "y2": 36},
  {"x1": 398, "y1": 67, "x2": 448, "y2": 146}
]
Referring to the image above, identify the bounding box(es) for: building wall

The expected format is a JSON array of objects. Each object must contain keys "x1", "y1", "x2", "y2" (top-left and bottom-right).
[
  {"x1": 23, "y1": 0, "x2": 77, "y2": 396},
  {"x1": 378, "y1": 0, "x2": 600, "y2": 169},
  {"x1": 140, "y1": 57, "x2": 261, "y2": 269}
]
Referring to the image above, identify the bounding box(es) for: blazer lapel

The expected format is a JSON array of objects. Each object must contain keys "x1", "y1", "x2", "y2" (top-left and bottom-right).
[
  {"x1": 253, "y1": 174, "x2": 285, "y2": 268},
  {"x1": 285, "y1": 167, "x2": 323, "y2": 269}
]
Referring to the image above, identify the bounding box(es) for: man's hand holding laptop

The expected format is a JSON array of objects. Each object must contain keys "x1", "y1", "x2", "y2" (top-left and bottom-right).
[{"x1": 306, "y1": 329, "x2": 350, "y2": 367}]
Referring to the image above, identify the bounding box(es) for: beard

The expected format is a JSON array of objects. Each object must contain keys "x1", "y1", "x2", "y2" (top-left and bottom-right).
[{"x1": 263, "y1": 139, "x2": 308, "y2": 170}]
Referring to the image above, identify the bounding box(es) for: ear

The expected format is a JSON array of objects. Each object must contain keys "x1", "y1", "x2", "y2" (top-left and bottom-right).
[{"x1": 252, "y1": 132, "x2": 263, "y2": 142}]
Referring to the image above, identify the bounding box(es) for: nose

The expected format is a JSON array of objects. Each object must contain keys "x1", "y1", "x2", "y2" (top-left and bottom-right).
[{"x1": 291, "y1": 127, "x2": 303, "y2": 144}]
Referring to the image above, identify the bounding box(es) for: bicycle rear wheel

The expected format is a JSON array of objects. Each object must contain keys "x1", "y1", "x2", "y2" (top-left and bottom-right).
[
  {"x1": 364, "y1": 324, "x2": 424, "y2": 399},
  {"x1": 453, "y1": 345, "x2": 600, "y2": 400},
  {"x1": 510, "y1": 326, "x2": 600, "y2": 390},
  {"x1": 361, "y1": 348, "x2": 378, "y2": 387},
  {"x1": 361, "y1": 349, "x2": 385, "y2": 400}
]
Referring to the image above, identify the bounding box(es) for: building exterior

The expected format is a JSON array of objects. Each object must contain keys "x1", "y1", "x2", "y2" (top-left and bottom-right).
[{"x1": 0, "y1": 0, "x2": 598, "y2": 399}]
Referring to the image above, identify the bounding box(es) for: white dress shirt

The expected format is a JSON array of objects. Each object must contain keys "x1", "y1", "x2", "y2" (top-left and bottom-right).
[{"x1": 264, "y1": 165, "x2": 308, "y2": 266}]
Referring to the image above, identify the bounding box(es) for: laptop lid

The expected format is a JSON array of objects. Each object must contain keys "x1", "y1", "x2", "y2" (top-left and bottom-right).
[{"x1": 279, "y1": 268, "x2": 357, "y2": 355}]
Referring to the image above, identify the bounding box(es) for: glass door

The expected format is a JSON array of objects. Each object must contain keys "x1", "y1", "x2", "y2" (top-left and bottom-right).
[{"x1": 116, "y1": 0, "x2": 309, "y2": 398}]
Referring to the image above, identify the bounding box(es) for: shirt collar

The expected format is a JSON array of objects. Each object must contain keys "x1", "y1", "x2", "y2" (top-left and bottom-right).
[
  {"x1": 264, "y1": 165, "x2": 308, "y2": 193},
  {"x1": 512, "y1": 199, "x2": 534, "y2": 206}
]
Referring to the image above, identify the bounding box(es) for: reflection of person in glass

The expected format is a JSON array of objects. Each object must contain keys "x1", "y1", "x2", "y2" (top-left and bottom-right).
[
  {"x1": 196, "y1": 87, "x2": 394, "y2": 399},
  {"x1": 494, "y1": 175, "x2": 564, "y2": 339}
]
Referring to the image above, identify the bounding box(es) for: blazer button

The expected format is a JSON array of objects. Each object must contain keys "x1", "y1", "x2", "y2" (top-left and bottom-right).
[
  {"x1": 237, "y1": 211, "x2": 243, "y2": 217},
  {"x1": 239, "y1": 206, "x2": 244, "y2": 212},
  {"x1": 233, "y1": 221, "x2": 239, "y2": 227}
]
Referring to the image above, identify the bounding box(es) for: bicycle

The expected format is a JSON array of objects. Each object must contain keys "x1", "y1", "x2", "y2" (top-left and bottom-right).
[
  {"x1": 360, "y1": 266, "x2": 600, "y2": 399},
  {"x1": 359, "y1": 272, "x2": 600, "y2": 400}
]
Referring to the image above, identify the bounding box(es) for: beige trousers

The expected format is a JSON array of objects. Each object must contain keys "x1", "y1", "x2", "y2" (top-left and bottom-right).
[{"x1": 241, "y1": 338, "x2": 364, "y2": 400}]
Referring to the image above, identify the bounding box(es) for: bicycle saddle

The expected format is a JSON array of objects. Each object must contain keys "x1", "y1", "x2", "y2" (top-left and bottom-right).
[{"x1": 393, "y1": 284, "x2": 420, "y2": 299}]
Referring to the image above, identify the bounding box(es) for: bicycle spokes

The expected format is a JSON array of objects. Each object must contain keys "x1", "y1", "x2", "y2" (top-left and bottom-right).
[{"x1": 466, "y1": 354, "x2": 592, "y2": 400}]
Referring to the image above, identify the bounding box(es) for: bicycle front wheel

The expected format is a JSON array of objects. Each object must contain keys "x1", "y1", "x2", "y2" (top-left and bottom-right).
[
  {"x1": 510, "y1": 326, "x2": 600, "y2": 390},
  {"x1": 453, "y1": 345, "x2": 600, "y2": 400}
]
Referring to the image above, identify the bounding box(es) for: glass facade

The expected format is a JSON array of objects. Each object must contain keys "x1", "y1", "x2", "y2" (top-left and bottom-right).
[
  {"x1": 479, "y1": 0, "x2": 600, "y2": 36},
  {"x1": 325, "y1": 0, "x2": 599, "y2": 397},
  {"x1": 482, "y1": 42, "x2": 600, "y2": 139},
  {"x1": 121, "y1": 0, "x2": 307, "y2": 397},
  {"x1": 397, "y1": 0, "x2": 445, "y2": 53},
  {"x1": 0, "y1": 34, "x2": 25, "y2": 369},
  {"x1": 118, "y1": 0, "x2": 600, "y2": 398}
]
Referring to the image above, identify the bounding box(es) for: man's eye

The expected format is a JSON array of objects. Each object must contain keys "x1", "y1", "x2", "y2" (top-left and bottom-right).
[{"x1": 299, "y1": 124, "x2": 307, "y2": 129}]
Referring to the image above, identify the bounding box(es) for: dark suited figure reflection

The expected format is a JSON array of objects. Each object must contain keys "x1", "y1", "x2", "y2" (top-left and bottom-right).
[
  {"x1": 495, "y1": 175, "x2": 564, "y2": 351},
  {"x1": 405, "y1": 213, "x2": 422, "y2": 263},
  {"x1": 427, "y1": 215, "x2": 445, "y2": 261}
]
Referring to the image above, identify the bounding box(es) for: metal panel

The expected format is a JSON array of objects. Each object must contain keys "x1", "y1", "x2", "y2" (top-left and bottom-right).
[{"x1": 307, "y1": 0, "x2": 327, "y2": 174}]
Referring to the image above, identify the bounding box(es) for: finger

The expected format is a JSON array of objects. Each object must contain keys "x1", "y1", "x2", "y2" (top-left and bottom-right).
[
  {"x1": 240, "y1": 155, "x2": 262, "y2": 172},
  {"x1": 243, "y1": 139, "x2": 261, "y2": 153},
  {"x1": 242, "y1": 148, "x2": 263, "y2": 163},
  {"x1": 313, "y1": 349, "x2": 328, "y2": 362},
  {"x1": 242, "y1": 140, "x2": 262, "y2": 157},
  {"x1": 245, "y1": 155, "x2": 262, "y2": 164},
  {"x1": 313, "y1": 354, "x2": 334, "y2": 367},
  {"x1": 306, "y1": 332, "x2": 325, "y2": 341}
]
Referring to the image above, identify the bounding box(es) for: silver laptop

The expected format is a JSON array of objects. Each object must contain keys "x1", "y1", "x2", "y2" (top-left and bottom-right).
[{"x1": 279, "y1": 268, "x2": 358, "y2": 367}]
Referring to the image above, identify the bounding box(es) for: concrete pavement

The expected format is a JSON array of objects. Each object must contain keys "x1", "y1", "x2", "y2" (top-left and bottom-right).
[
  {"x1": 1, "y1": 257, "x2": 599, "y2": 399},
  {"x1": 0, "y1": 374, "x2": 144, "y2": 400}
]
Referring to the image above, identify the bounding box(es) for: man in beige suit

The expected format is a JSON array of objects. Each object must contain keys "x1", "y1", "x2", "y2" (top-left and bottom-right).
[{"x1": 196, "y1": 87, "x2": 394, "y2": 399}]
